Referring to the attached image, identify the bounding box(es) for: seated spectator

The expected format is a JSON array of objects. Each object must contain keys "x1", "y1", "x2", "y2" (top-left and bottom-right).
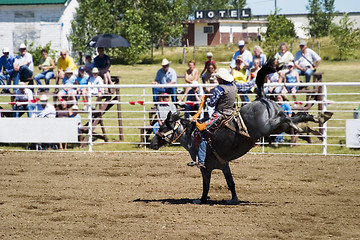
[
  {"x1": 75, "y1": 67, "x2": 89, "y2": 108},
  {"x1": 13, "y1": 44, "x2": 34, "y2": 92},
  {"x1": 56, "y1": 50, "x2": 77, "y2": 85},
  {"x1": 239, "y1": 58, "x2": 261, "y2": 102},
  {"x1": 88, "y1": 67, "x2": 104, "y2": 110},
  {"x1": 34, "y1": 48, "x2": 55, "y2": 93},
  {"x1": 184, "y1": 81, "x2": 204, "y2": 119},
  {"x1": 180, "y1": 60, "x2": 200, "y2": 102},
  {"x1": 252, "y1": 45, "x2": 267, "y2": 67},
  {"x1": 203, "y1": 62, "x2": 217, "y2": 94},
  {"x1": 69, "y1": 104, "x2": 81, "y2": 128},
  {"x1": 200, "y1": 52, "x2": 216, "y2": 82},
  {"x1": 84, "y1": 55, "x2": 94, "y2": 77},
  {"x1": 232, "y1": 56, "x2": 248, "y2": 85},
  {"x1": 264, "y1": 71, "x2": 283, "y2": 95},
  {"x1": 153, "y1": 93, "x2": 177, "y2": 134},
  {"x1": 13, "y1": 82, "x2": 35, "y2": 118},
  {"x1": 56, "y1": 99, "x2": 69, "y2": 150},
  {"x1": 58, "y1": 67, "x2": 77, "y2": 101},
  {"x1": 274, "y1": 94, "x2": 292, "y2": 147},
  {"x1": 152, "y1": 59, "x2": 177, "y2": 103},
  {"x1": 281, "y1": 62, "x2": 300, "y2": 102},
  {"x1": 94, "y1": 47, "x2": 112, "y2": 86},
  {"x1": 0, "y1": 47, "x2": 15, "y2": 93},
  {"x1": 274, "y1": 42, "x2": 294, "y2": 71},
  {"x1": 56, "y1": 99, "x2": 69, "y2": 118},
  {"x1": 230, "y1": 40, "x2": 252, "y2": 70},
  {"x1": 294, "y1": 40, "x2": 321, "y2": 83},
  {"x1": 32, "y1": 94, "x2": 56, "y2": 118}
]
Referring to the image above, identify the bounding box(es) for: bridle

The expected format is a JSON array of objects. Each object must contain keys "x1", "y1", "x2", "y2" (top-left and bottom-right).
[{"x1": 156, "y1": 120, "x2": 182, "y2": 144}]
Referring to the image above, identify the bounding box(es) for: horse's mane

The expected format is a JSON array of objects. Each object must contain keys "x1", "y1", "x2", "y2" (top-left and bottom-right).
[{"x1": 255, "y1": 57, "x2": 276, "y2": 99}]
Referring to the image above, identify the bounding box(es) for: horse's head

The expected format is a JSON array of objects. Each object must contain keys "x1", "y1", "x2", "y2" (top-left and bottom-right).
[{"x1": 149, "y1": 111, "x2": 184, "y2": 150}]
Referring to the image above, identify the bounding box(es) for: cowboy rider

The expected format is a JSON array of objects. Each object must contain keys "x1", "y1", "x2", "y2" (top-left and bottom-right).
[{"x1": 188, "y1": 68, "x2": 237, "y2": 168}]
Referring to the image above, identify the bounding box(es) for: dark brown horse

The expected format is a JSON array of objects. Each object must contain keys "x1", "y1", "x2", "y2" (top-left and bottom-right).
[{"x1": 150, "y1": 60, "x2": 320, "y2": 204}]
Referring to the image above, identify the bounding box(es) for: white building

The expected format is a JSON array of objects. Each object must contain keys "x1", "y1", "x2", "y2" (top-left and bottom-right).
[{"x1": 0, "y1": 0, "x2": 78, "y2": 55}]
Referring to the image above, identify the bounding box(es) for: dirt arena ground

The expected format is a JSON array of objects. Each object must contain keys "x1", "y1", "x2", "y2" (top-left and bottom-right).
[{"x1": 0, "y1": 151, "x2": 359, "y2": 239}]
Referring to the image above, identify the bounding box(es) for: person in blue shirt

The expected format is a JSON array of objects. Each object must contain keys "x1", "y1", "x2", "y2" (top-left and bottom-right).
[
  {"x1": 152, "y1": 59, "x2": 177, "y2": 103},
  {"x1": 75, "y1": 67, "x2": 89, "y2": 107},
  {"x1": 0, "y1": 47, "x2": 15, "y2": 93},
  {"x1": 58, "y1": 67, "x2": 77, "y2": 101}
]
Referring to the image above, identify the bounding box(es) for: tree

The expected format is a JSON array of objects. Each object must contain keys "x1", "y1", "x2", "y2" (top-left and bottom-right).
[
  {"x1": 263, "y1": 11, "x2": 297, "y2": 56},
  {"x1": 330, "y1": 13, "x2": 360, "y2": 60},
  {"x1": 306, "y1": 0, "x2": 335, "y2": 37},
  {"x1": 70, "y1": 0, "x2": 188, "y2": 64}
]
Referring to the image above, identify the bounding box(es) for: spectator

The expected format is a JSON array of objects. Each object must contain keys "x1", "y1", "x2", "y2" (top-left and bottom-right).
[
  {"x1": 56, "y1": 49, "x2": 77, "y2": 85},
  {"x1": 75, "y1": 66, "x2": 89, "y2": 109},
  {"x1": 264, "y1": 70, "x2": 283, "y2": 95},
  {"x1": 180, "y1": 60, "x2": 200, "y2": 102},
  {"x1": 274, "y1": 94, "x2": 292, "y2": 147},
  {"x1": 56, "y1": 99, "x2": 69, "y2": 118},
  {"x1": 230, "y1": 40, "x2": 252, "y2": 70},
  {"x1": 153, "y1": 93, "x2": 177, "y2": 134},
  {"x1": 252, "y1": 45, "x2": 267, "y2": 67},
  {"x1": 184, "y1": 81, "x2": 204, "y2": 120},
  {"x1": 13, "y1": 82, "x2": 35, "y2": 118},
  {"x1": 200, "y1": 52, "x2": 216, "y2": 82},
  {"x1": 69, "y1": 104, "x2": 81, "y2": 128},
  {"x1": 281, "y1": 61, "x2": 300, "y2": 102},
  {"x1": 84, "y1": 55, "x2": 94, "y2": 77},
  {"x1": 152, "y1": 59, "x2": 177, "y2": 103},
  {"x1": 56, "y1": 99, "x2": 69, "y2": 150},
  {"x1": 32, "y1": 94, "x2": 56, "y2": 118},
  {"x1": 238, "y1": 58, "x2": 261, "y2": 102},
  {"x1": 232, "y1": 56, "x2": 248, "y2": 85},
  {"x1": 34, "y1": 48, "x2": 55, "y2": 93},
  {"x1": 58, "y1": 67, "x2": 77, "y2": 101},
  {"x1": 0, "y1": 47, "x2": 15, "y2": 93},
  {"x1": 274, "y1": 42, "x2": 294, "y2": 71},
  {"x1": 294, "y1": 40, "x2": 321, "y2": 83},
  {"x1": 13, "y1": 43, "x2": 34, "y2": 92},
  {"x1": 94, "y1": 47, "x2": 113, "y2": 85},
  {"x1": 88, "y1": 67, "x2": 104, "y2": 110},
  {"x1": 203, "y1": 62, "x2": 217, "y2": 94}
]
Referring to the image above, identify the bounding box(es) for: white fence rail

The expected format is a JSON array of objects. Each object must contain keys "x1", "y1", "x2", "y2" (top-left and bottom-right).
[{"x1": 0, "y1": 82, "x2": 360, "y2": 155}]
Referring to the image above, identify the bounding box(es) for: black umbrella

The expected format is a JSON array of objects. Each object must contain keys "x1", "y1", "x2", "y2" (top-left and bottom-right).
[{"x1": 88, "y1": 33, "x2": 130, "y2": 48}]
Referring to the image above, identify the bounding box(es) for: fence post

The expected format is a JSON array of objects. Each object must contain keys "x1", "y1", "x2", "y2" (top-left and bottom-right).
[
  {"x1": 322, "y1": 84, "x2": 327, "y2": 155},
  {"x1": 87, "y1": 85, "x2": 93, "y2": 152}
]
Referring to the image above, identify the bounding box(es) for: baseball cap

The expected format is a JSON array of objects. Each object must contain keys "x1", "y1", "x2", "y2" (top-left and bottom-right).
[
  {"x1": 238, "y1": 40, "x2": 245, "y2": 47},
  {"x1": 299, "y1": 40, "x2": 307, "y2": 46},
  {"x1": 79, "y1": 66, "x2": 85, "y2": 71}
]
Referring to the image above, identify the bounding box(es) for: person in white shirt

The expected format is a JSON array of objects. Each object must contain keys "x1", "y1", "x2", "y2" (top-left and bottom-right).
[
  {"x1": 88, "y1": 67, "x2": 104, "y2": 110},
  {"x1": 32, "y1": 94, "x2": 56, "y2": 118},
  {"x1": 294, "y1": 40, "x2": 321, "y2": 83},
  {"x1": 230, "y1": 40, "x2": 253, "y2": 70},
  {"x1": 13, "y1": 44, "x2": 34, "y2": 92},
  {"x1": 13, "y1": 82, "x2": 35, "y2": 117}
]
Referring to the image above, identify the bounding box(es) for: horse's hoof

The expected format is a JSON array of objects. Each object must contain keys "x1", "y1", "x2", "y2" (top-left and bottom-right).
[
  {"x1": 226, "y1": 199, "x2": 240, "y2": 205},
  {"x1": 192, "y1": 199, "x2": 202, "y2": 204}
]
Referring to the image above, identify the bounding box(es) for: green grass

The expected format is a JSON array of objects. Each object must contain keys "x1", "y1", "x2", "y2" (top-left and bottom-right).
[{"x1": 1, "y1": 45, "x2": 360, "y2": 154}]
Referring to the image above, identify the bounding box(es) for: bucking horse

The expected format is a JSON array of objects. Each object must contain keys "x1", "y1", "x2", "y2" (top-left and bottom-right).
[{"x1": 150, "y1": 59, "x2": 328, "y2": 204}]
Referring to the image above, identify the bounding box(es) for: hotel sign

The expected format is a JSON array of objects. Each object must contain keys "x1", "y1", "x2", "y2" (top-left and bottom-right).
[{"x1": 195, "y1": 9, "x2": 251, "y2": 19}]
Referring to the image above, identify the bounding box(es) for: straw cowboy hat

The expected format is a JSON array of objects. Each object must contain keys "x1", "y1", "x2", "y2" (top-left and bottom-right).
[
  {"x1": 65, "y1": 67, "x2": 73, "y2": 74},
  {"x1": 161, "y1": 59, "x2": 171, "y2": 66},
  {"x1": 40, "y1": 94, "x2": 48, "y2": 102},
  {"x1": 92, "y1": 67, "x2": 99, "y2": 73},
  {"x1": 214, "y1": 68, "x2": 234, "y2": 82}
]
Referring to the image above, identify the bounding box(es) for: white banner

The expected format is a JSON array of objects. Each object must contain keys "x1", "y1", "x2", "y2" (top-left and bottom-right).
[{"x1": 346, "y1": 119, "x2": 360, "y2": 148}]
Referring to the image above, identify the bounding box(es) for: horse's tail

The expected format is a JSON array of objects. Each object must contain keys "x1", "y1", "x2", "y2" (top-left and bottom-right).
[{"x1": 255, "y1": 57, "x2": 276, "y2": 99}]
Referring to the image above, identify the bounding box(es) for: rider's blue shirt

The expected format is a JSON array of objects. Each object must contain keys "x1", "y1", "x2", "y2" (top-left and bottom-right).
[{"x1": 207, "y1": 82, "x2": 233, "y2": 107}]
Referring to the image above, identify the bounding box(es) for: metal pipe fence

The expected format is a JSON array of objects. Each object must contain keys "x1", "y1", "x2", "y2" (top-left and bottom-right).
[{"x1": 0, "y1": 82, "x2": 360, "y2": 156}]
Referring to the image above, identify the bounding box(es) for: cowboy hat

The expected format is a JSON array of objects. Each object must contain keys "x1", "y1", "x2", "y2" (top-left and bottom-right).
[
  {"x1": 92, "y1": 67, "x2": 99, "y2": 73},
  {"x1": 214, "y1": 68, "x2": 234, "y2": 82},
  {"x1": 65, "y1": 67, "x2": 73, "y2": 74},
  {"x1": 161, "y1": 59, "x2": 170, "y2": 66},
  {"x1": 40, "y1": 94, "x2": 48, "y2": 101}
]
